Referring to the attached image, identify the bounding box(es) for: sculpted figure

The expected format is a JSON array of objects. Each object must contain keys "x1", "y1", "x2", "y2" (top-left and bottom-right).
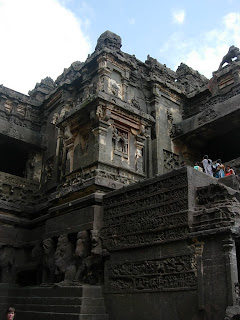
[
  {"x1": 42, "y1": 238, "x2": 55, "y2": 284},
  {"x1": 0, "y1": 246, "x2": 15, "y2": 283},
  {"x1": 218, "y1": 45, "x2": 240, "y2": 70},
  {"x1": 54, "y1": 234, "x2": 76, "y2": 285},
  {"x1": 74, "y1": 230, "x2": 91, "y2": 283},
  {"x1": 80, "y1": 229, "x2": 108, "y2": 285},
  {"x1": 31, "y1": 241, "x2": 43, "y2": 284}
]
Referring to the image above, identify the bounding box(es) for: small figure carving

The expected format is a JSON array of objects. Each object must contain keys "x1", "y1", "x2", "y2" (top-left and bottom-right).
[
  {"x1": 54, "y1": 234, "x2": 76, "y2": 285},
  {"x1": 218, "y1": 45, "x2": 240, "y2": 70},
  {"x1": 0, "y1": 246, "x2": 15, "y2": 283},
  {"x1": 83, "y1": 229, "x2": 107, "y2": 285},
  {"x1": 75, "y1": 230, "x2": 107, "y2": 285},
  {"x1": 74, "y1": 230, "x2": 91, "y2": 283},
  {"x1": 42, "y1": 238, "x2": 55, "y2": 285}
]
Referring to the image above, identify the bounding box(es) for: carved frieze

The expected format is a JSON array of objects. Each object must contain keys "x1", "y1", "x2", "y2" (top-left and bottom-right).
[
  {"x1": 107, "y1": 254, "x2": 197, "y2": 292},
  {"x1": 198, "y1": 108, "x2": 218, "y2": 125},
  {"x1": 103, "y1": 227, "x2": 189, "y2": 250},
  {"x1": 112, "y1": 126, "x2": 128, "y2": 156},
  {"x1": 104, "y1": 172, "x2": 188, "y2": 207},
  {"x1": 108, "y1": 79, "x2": 122, "y2": 99},
  {"x1": 44, "y1": 157, "x2": 54, "y2": 181},
  {"x1": 163, "y1": 149, "x2": 180, "y2": 170},
  {"x1": 103, "y1": 171, "x2": 189, "y2": 250}
]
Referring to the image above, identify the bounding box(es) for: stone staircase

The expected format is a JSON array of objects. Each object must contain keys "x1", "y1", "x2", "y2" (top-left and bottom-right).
[{"x1": 0, "y1": 284, "x2": 109, "y2": 320}]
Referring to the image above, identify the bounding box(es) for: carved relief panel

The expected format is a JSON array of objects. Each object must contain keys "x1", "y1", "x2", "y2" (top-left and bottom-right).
[{"x1": 112, "y1": 126, "x2": 129, "y2": 159}]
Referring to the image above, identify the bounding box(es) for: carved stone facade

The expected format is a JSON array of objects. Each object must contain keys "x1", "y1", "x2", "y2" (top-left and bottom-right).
[{"x1": 0, "y1": 32, "x2": 240, "y2": 320}]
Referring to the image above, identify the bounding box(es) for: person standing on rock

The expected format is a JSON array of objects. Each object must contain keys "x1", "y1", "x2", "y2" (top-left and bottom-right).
[{"x1": 202, "y1": 155, "x2": 213, "y2": 177}]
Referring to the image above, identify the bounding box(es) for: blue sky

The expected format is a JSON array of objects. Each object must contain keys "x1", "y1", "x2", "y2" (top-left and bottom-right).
[{"x1": 1, "y1": 0, "x2": 240, "y2": 94}]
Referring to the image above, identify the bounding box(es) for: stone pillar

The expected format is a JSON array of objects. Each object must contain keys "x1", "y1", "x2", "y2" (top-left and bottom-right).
[
  {"x1": 223, "y1": 236, "x2": 239, "y2": 306},
  {"x1": 91, "y1": 104, "x2": 111, "y2": 163},
  {"x1": 194, "y1": 240, "x2": 205, "y2": 310}
]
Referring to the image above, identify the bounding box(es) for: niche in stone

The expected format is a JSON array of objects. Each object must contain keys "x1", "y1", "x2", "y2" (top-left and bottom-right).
[
  {"x1": 112, "y1": 126, "x2": 128, "y2": 159},
  {"x1": 0, "y1": 136, "x2": 28, "y2": 177}
]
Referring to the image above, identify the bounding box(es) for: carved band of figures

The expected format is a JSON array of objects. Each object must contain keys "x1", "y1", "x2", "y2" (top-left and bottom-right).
[
  {"x1": 104, "y1": 186, "x2": 188, "y2": 219},
  {"x1": 103, "y1": 227, "x2": 189, "y2": 251},
  {"x1": 104, "y1": 199, "x2": 188, "y2": 227},
  {"x1": 104, "y1": 211, "x2": 188, "y2": 237},
  {"x1": 0, "y1": 229, "x2": 107, "y2": 286},
  {"x1": 107, "y1": 254, "x2": 197, "y2": 292},
  {"x1": 104, "y1": 172, "x2": 188, "y2": 206}
]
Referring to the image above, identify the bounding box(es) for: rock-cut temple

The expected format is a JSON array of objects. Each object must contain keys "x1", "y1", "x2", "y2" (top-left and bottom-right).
[{"x1": 0, "y1": 31, "x2": 240, "y2": 320}]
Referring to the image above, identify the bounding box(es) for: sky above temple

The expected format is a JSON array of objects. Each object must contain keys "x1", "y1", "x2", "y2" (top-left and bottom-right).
[{"x1": 1, "y1": 0, "x2": 240, "y2": 95}]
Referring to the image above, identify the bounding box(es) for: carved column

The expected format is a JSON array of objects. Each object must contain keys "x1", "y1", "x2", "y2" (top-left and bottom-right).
[
  {"x1": 145, "y1": 126, "x2": 153, "y2": 178},
  {"x1": 194, "y1": 240, "x2": 205, "y2": 310},
  {"x1": 97, "y1": 55, "x2": 111, "y2": 94},
  {"x1": 91, "y1": 105, "x2": 111, "y2": 162},
  {"x1": 135, "y1": 132, "x2": 145, "y2": 174},
  {"x1": 223, "y1": 236, "x2": 239, "y2": 306}
]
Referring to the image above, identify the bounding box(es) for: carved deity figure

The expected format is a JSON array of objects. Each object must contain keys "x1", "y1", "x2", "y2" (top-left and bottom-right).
[
  {"x1": 54, "y1": 234, "x2": 76, "y2": 285},
  {"x1": 42, "y1": 238, "x2": 55, "y2": 285},
  {"x1": 74, "y1": 230, "x2": 91, "y2": 283},
  {"x1": 135, "y1": 148, "x2": 143, "y2": 172},
  {"x1": 80, "y1": 229, "x2": 107, "y2": 285},
  {"x1": 218, "y1": 45, "x2": 240, "y2": 70},
  {"x1": 0, "y1": 246, "x2": 15, "y2": 283}
]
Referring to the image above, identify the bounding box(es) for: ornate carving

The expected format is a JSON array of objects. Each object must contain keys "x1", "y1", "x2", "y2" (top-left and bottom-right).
[
  {"x1": 54, "y1": 234, "x2": 76, "y2": 285},
  {"x1": 0, "y1": 246, "x2": 15, "y2": 283},
  {"x1": 108, "y1": 79, "x2": 122, "y2": 99},
  {"x1": 95, "y1": 31, "x2": 122, "y2": 52},
  {"x1": 104, "y1": 186, "x2": 188, "y2": 219},
  {"x1": 163, "y1": 149, "x2": 180, "y2": 170},
  {"x1": 131, "y1": 98, "x2": 140, "y2": 110},
  {"x1": 112, "y1": 127, "x2": 128, "y2": 155},
  {"x1": 55, "y1": 61, "x2": 84, "y2": 86},
  {"x1": 218, "y1": 46, "x2": 240, "y2": 70},
  {"x1": 42, "y1": 238, "x2": 55, "y2": 284},
  {"x1": 176, "y1": 63, "x2": 208, "y2": 95},
  {"x1": 104, "y1": 227, "x2": 189, "y2": 251},
  {"x1": 104, "y1": 172, "x2": 188, "y2": 207},
  {"x1": 28, "y1": 77, "x2": 56, "y2": 98},
  {"x1": 44, "y1": 157, "x2": 54, "y2": 181},
  {"x1": 107, "y1": 254, "x2": 197, "y2": 292},
  {"x1": 74, "y1": 230, "x2": 91, "y2": 283},
  {"x1": 196, "y1": 184, "x2": 234, "y2": 205},
  {"x1": 198, "y1": 108, "x2": 217, "y2": 125},
  {"x1": 170, "y1": 123, "x2": 183, "y2": 137}
]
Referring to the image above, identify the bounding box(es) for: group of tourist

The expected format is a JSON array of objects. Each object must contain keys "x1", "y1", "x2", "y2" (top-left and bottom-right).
[{"x1": 194, "y1": 155, "x2": 235, "y2": 178}]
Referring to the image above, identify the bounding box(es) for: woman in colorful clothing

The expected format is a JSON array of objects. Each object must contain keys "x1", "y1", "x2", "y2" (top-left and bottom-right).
[
  {"x1": 214, "y1": 159, "x2": 225, "y2": 178},
  {"x1": 225, "y1": 165, "x2": 235, "y2": 176}
]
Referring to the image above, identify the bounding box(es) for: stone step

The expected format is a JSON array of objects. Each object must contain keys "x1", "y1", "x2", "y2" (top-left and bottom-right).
[
  {"x1": 15, "y1": 303, "x2": 106, "y2": 314},
  {"x1": 2, "y1": 296, "x2": 105, "y2": 306},
  {"x1": 81, "y1": 298, "x2": 105, "y2": 307},
  {"x1": 2, "y1": 285, "x2": 103, "y2": 298},
  {"x1": 17, "y1": 310, "x2": 80, "y2": 320},
  {"x1": 82, "y1": 285, "x2": 103, "y2": 298},
  {"x1": 0, "y1": 286, "x2": 86, "y2": 297},
  {"x1": 79, "y1": 315, "x2": 109, "y2": 320},
  {"x1": 14, "y1": 303, "x2": 81, "y2": 313}
]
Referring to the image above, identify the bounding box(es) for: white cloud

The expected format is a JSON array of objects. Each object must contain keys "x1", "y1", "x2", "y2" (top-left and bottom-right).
[
  {"x1": 0, "y1": 0, "x2": 91, "y2": 94},
  {"x1": 172, "y1": 9, "x2": 185, "y2": 24},
  {"x1": 128, "y1": 18, "x2": 135, "y2": 25},
  {"x1": 159, "y1": 12, "x2": 240, "y2": 78}
]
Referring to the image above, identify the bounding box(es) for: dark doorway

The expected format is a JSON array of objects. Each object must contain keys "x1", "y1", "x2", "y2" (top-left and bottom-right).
[{"x1": 0, "y1": 135, "x2": 28, "y2": 177}]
